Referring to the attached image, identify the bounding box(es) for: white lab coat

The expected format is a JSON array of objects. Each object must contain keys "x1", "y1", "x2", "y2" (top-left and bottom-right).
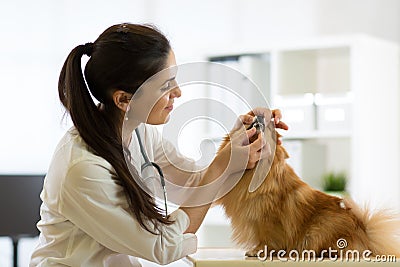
[{"x1": 30, "y1": 124, "x2": 200, "y2": 266}]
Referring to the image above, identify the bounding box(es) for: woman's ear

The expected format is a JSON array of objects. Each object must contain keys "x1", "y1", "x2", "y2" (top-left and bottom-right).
[{"x1": 112, "y1": 90, "x2": 132, "y2": 112}]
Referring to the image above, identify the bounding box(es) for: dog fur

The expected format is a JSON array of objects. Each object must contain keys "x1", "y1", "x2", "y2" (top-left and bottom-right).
[{"x1": 216, "y1": 127, "x2": 400, "y2": 257}]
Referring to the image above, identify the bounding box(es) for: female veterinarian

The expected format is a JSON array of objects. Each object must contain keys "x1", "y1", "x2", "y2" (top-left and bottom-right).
[{"x1": 30, "y1": 23, "x2": 288, "y2": 266}]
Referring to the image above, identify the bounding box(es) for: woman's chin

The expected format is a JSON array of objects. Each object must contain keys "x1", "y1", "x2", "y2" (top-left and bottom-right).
[
  {"x1": 163, "y1": 115, "x2": 171, "y2": 123},
  {"x1": 147, "y1": 114, "x2": 170, "y2": 125}
]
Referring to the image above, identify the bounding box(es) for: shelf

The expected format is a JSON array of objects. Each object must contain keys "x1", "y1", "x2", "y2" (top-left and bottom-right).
[
  {"x1": 207, "y1": 130, "x2": 352, "y2": 141},
  {"x1": 280, "y1": 130, "x2": 351, "y2": 140},
  {"x1": 205, "y1": 35, "x2": 400, "y2": 210},
  {"x1": 274, "y1": 47, "x2": 350, "y2": 96}
]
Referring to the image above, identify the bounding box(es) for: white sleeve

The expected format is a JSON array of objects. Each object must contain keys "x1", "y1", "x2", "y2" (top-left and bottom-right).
[
  {"x1": 59, "y1": 160, "x2": 197, "y2": 265},
  {"x1": 148, "y1": 126, "x2": 204, "y2": 188}
]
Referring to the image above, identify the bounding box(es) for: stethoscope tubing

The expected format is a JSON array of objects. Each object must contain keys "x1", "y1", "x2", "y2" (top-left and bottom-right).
[{"x1": 135, "y1": 128, "x2": 168, "y2": 218}]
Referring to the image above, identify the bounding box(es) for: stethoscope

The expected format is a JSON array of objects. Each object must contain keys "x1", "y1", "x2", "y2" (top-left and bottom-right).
[{"x1": 135, "y1": 128, "x2": 168, "y2": 218}]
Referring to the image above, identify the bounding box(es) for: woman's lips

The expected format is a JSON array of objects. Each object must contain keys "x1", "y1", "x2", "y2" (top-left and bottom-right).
[{"x1": 165, "y1": 105, "x2": 173, "y2": 111}]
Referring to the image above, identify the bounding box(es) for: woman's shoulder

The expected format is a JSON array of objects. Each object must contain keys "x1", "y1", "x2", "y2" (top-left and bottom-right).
[
  {"x1": 141, "y1": 123, "x2": 163, "y2": 144},
  {"x1": 141, "y1": 123, "x2": 161, "y2": 136},
  {"x1": 53, "y1": 127, "x2": 112, "y2": 170},
  {"x1": 43, "y1": 128, "x2": 115, "y2": 203}
]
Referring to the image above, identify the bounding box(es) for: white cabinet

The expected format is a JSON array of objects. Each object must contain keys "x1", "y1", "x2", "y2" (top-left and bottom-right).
[
  {"x1": 283, "y1": 140, "x2": 326, "y2": 190},
  {"x1": 207, "y1": 35, "x2": 400, "y2": 210}
]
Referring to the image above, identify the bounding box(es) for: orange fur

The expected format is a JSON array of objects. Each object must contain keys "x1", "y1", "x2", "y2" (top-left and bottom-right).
[{"x1": 217, "y1": 129, "x2": 400, "y2": 257}]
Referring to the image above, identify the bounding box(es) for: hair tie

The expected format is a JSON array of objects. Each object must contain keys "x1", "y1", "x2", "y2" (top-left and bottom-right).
[
  {"x1": 117, "y1": 23, "x2": 129, "y2": 33},
  {"x1": 82, "y1": 42, "x2": 94, "y2": 56}
]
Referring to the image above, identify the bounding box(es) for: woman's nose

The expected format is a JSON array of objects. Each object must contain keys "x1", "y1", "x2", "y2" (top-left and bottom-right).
[{"x1": 170, "y1": 86, "x2": 181, "y2": 98}]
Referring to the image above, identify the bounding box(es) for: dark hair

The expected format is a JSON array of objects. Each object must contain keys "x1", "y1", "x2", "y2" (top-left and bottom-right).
[{"x1": 58, "y1": 23, "x2": 172, "y2": 233}]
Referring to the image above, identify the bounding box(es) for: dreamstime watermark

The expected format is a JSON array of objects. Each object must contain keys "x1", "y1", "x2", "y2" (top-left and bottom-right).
[{"x1": 256, "y1": 238, "x2": 397, "y2": 262}]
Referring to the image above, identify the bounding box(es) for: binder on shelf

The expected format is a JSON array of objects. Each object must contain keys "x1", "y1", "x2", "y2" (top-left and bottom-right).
[
  {"x1": 274, "y1": 93, "x2": 316, "y2": 133},
  {"x1": 314, "y1": 92, "x2": 353, "y2": 133}
]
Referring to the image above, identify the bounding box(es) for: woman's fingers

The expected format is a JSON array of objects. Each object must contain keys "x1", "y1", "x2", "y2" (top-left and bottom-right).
[
  {"x1": 275, "y1": 120, "x2": 289, "y2": 130},
  {"x1": 245, "y1": 132, "x2": 273, "y2": 169},
  {"x1": 229, "y1": 107, "x2": 289, "y2": 170},
  {"x1": 241, "y1": 114, "x2": 254, "y2": 125},
  {"x1": 249, "y1": 132, "x2": 265, "y2": 151},
  {"x1": 246, "y1": 143, "x2": 271, "y2": 169},
  {"x1": 235, "y1": 108, "x2": 289, "y2": 133},
  {"x1": 271, "y1": 109, "x2": 290, "y2": 130},
  {"x1": 240, "y1": 127, "x2": 257, "y2": 145},
  {"x1": 248, "y1": 107, "x2": 273, "y2": 120},
  {"x1": 272, "y1": 109, "x2": 281, "y2": 124},
  {"x1": 232, "y1": 114, "x2": 254, "y2": 131},
  {"x1": 246, "y1": 108, "x2": 289, "y2": 130}
]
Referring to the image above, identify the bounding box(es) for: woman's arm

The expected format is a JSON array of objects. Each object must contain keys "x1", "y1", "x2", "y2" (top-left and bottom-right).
[
  {"x1": 152, "y1": 108, "x2": 287, "y2": 233},
  {"x1": 61, "y1": 161, "x2": 196, "y2": 265},
  {"x1": 180, "y1": 125, "x2": 265, "y2": 233}
]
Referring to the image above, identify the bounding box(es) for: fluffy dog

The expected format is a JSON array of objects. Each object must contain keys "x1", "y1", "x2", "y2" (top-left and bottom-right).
[{"x1": 216, "y1": 123, "x2": 400, "y2": 258}]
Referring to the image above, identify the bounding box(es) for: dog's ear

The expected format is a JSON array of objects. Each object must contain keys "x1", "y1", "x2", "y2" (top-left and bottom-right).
[
  {"x1": 218, "y1": 135, "x2": 231, "y2": 152},
  {"x1": 274, "y1": 131, "x2": 289, "y2": 159},
  {"x1": 276, "y1": 144, "x2": 290, "y2": 160},
  {"x1": 282, "y1": 146, "x2": 289, "y2": 159}
]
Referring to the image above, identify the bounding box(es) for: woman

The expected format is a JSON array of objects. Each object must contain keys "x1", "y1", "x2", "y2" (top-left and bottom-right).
[{"x1": 30, "y1": 23, "x2": 288, "y2": 266}]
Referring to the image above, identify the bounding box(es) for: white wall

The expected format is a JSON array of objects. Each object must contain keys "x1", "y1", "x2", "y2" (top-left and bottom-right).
[
  {"x1": 1, "y1": 0, "x2": 400, "y2": 173},
  {"x1": 314, "y1": 0, "x2": 400, "y2": 43},
  {"x1": 0, "y1": 0, "x2": 149, "y2": 174}
]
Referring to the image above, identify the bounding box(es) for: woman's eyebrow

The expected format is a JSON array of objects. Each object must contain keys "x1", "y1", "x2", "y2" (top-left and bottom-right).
[{"x1": 164, "y1": 76, "x2": 175, "y2": 83}]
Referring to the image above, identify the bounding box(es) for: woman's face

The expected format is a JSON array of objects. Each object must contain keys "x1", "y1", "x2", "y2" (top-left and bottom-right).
[
  {"x1": 125, "y1": 50, "x2": 181, "y2": 125},
  {"x1": 145, "y1": 50, "x2": 181, "y2": 125}
]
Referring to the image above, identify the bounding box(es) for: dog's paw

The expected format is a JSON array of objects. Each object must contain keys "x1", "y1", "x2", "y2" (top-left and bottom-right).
[{"x1": 245, "y1": 248, "x2": 260, "y2": 257}]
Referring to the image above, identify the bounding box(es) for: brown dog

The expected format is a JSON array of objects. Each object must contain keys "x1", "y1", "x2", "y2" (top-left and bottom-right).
[{"x1": 216, "y1": 124, "x2": 400, "y2": 258}]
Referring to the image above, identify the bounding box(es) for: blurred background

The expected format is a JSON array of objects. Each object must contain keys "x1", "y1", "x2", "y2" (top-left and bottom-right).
[{"x1": 1, "y1": 0, "x2": 400, "y2": 266}]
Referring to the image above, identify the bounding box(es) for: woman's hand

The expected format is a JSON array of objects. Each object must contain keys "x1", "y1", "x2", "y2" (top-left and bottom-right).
[
  {"x1": 181, "y1": 108, "x2": 288, "y2": 234},
  {"x1": 227, "y1": 126, "x2": 270, "y2": 171},
  {"x1": 235, "y1": 108, "x2": 289, "y2": 131},
  {"x1": 234, "y1": 107, "x2": 288, "y2": 145},
  {"x1": 232, "y1": 108, "x2": 289, "y2": 169}
]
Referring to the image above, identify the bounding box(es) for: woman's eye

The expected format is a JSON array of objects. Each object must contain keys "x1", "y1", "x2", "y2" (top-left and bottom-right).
[
  {"x1": 162, "y1": 81, "x2": 171, "y2": 91},
  {"x1": 161, "y1": 79, "x2": 175, "y2": 91}
]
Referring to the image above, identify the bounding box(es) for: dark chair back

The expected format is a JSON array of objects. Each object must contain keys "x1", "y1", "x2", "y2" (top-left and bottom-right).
[{"x1": 0, "y1": 175, "x2": 45, "y2": 238}]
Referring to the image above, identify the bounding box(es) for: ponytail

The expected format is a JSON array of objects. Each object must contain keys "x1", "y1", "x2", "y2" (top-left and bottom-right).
[
  {"x1": 58, "y1": 42, "x2": 171, "y2": 234},
  {"x1": 59, "y1": 44, "x2": 99, "y2": 128}
]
